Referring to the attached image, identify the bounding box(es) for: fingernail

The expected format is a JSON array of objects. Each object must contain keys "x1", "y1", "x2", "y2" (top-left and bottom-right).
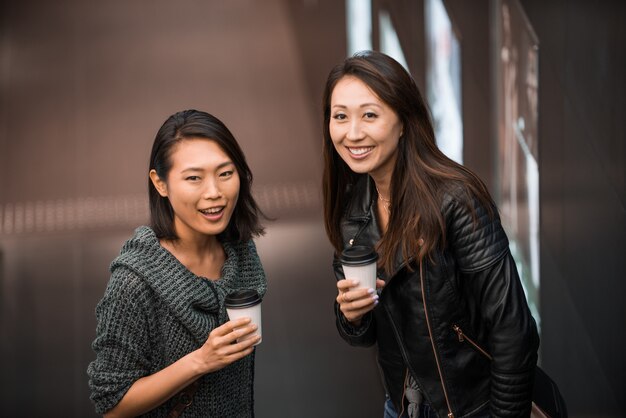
[
  {"x1": 374, "y1": 300, "x2": 379, "y2": 306},
  {"x1": 351, "y1": 279, "x2": 359, "y2": 286},
  {"x1": 372, "y1": 294, "x2": 379, "y2": 301},
  {"x1": 367, "y1": 288, "x2": 375, "y2": 294}
]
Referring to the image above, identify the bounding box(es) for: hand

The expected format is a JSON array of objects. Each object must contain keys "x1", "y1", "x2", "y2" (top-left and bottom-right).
[
  {"x1": 336, "y1": 278, "x2": 385, "y2": 326},
  {"x1": 196, "y1": 318, "x2": 260, "y2": 374}
]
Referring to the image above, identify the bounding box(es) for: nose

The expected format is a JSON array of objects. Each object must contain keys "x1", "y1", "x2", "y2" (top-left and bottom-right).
[
  {"x1": 346, "y1": 119, "x2": 364, "y2": 142},
  {"x1": 202, "y1": 179, "x2": 223, "y2": 200}
]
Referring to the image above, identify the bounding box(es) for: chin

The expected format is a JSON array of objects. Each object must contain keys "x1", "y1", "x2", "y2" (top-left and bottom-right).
[
  {"x1": 345, "y1": 162, "x2": 374, "y2": 175},
  {"x1": 203, "y1": 227, "x2": 228, "y2": 237},
  {"x1": 199, "y1": 221, "x2": 229, "y2": 236}
]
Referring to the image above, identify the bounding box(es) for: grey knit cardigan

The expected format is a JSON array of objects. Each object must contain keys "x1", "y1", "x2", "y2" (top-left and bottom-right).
[{"x1": 87, "y1": 226, "x2": 267, "y2": 417}]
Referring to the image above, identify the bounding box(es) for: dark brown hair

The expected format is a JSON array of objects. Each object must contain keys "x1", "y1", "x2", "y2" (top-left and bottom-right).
[
  {"x1": 322, "y1": 51, "x2": 493, "y2": 274},
  {"x1": 149, "y1": 109, "x2": 264, "y2": 242}
]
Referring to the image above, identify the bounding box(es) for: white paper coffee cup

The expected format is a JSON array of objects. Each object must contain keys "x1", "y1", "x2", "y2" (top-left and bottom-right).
[
  {"x1": 340, "y1": 246, "x2": 378, "y2": 291},
  {"x1": 225, "y1": 289, "x2": 262, "y2": 346}
]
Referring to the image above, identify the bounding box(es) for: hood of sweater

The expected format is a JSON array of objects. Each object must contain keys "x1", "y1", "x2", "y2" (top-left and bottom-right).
[{"x1": 109, "y1": 226, "x2": 266, "y2": 344}]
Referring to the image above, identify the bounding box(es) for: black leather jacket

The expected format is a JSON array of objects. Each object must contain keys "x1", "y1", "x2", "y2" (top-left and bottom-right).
[{"x1": 333, "y1": 176, "x2": 539, "y2": 417}]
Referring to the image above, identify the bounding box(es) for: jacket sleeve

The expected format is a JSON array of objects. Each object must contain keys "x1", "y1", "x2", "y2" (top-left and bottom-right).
[
  {"x1": 332, "y1": 253, "x2": 377, "y2": 347},
  {"x1": 446, "y1": 194, "x2": 539, "y2": 417},
  {"x1": 86, "y1": 269, "x2": 153, "y2": 414}
]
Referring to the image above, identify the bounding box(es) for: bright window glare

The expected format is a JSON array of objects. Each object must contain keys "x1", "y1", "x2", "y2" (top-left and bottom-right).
[
  {"x1": 425, "y1": 0, "x2": 463, "y2": 164},
  {"x1": 497, "y1": 0, "x2": 541, "y2": 330},
  {"x1": 379, "y1": 11, "x2": 410, "y2": 71},
  {"x1": 346, "y1": 0, "x2": 372, "y2": 55}
]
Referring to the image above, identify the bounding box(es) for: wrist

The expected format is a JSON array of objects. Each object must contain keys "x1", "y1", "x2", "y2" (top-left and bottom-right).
[
  {"x1": 187, "y1": 349, "x2": 210, "y2": 376},
  {"x1": 348, "y1": 317, "x2": 363, "y2": 327}
]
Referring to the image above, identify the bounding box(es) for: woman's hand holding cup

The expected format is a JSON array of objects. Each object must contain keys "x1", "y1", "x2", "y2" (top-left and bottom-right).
[
  {"x1": 337, "y1": 245, "x2": 383, "y2": 326},
  {"x1": 196, "y1": 318, "x2": 260, "y2": 374},
  {"x1": 336, "y1": 278, "x2": 385, "y2": 326}
]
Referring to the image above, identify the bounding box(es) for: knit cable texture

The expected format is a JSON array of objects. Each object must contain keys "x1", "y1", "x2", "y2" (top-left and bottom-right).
[{"x1": 87, "y1": 226, "x2": 267, "y2": 417}]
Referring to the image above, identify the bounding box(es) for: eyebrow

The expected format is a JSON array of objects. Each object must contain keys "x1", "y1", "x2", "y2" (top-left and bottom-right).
[
  {"x1": 331, "y1": 103, "x2": 383, "y2": 109},
  {"x1": 180, "y1": 161, "x2": 235, "y2": 173}
]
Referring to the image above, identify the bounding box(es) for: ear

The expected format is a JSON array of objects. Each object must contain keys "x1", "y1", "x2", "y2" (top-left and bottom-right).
[{"x1": 149, "y1": 169, "x2": 168, "y2": 197}]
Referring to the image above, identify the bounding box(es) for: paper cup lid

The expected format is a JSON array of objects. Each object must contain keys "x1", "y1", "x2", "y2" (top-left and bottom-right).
[
  {"x1": 340, "y1": 245, "x2": 378, "y2": 265},
  {"x1": 225, "y1": 289, "x2": 261, "y2": 308}
]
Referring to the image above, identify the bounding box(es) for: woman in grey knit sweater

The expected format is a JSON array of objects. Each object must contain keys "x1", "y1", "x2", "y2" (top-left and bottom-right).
[{"x1": 87, "y1": 110, "x2": 267, "y2": 417}]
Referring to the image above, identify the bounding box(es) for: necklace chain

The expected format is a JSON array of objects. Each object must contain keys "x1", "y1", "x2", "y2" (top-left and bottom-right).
[{"x1": 375, "y1": 184, "x2": 391, "y2": 214}]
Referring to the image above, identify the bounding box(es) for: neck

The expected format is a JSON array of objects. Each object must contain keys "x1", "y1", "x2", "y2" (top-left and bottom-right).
[
  {"x1": 371, "y1": 174, "x2": 392, "y2": 202},
  {"x1": 369, "y1": 148, "x2": 397, "y2": 201},
  {"x1": 163, "y1": 226, "x2": 221, "y2": 259},
  {"x1": 161, "y1": 233, "x2": 225, "y2": 279}
]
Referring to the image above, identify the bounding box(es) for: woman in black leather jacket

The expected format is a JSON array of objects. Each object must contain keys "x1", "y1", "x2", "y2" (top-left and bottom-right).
[{"x1": 322, "y1": 51, "x2": 539, "y2": 418}]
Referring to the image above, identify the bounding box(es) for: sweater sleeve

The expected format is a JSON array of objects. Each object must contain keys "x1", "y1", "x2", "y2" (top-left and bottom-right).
[
  {"x1": 87, "y1": 268, "x2": 153, "y2": 414},
  {"x1": 447, "y1": 195, "x2": 539, "y2": 417}
]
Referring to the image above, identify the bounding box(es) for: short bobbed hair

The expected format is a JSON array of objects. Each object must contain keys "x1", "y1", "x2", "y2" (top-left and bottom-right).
[{"x1": 148, "y1": 109, "x2": 264, "y2": 242}]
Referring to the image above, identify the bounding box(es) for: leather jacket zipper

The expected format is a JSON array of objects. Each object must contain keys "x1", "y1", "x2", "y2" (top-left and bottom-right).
[
  {"x1": 382, "y1": 305, "x2": 425, "y2": 415},
  {"x1": 419, "y1": 261, "x2": 454, "y2": 418},
  {"x1": 452, "y1": 325, "x2": 493, "y2": 360}
]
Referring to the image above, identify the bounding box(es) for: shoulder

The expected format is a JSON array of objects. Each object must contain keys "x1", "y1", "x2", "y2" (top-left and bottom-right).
[
  {"x1": 440, "y1": 181, "x2": 494, "y2": 226},
  {"x1": 246, "y1": 239, "x2": 260, "y2": 256},
  {"x1": 440, "y1": 181, "x2": 480, "y2": 210},
  {"x1": 223, "y1": 239, "x2": 266, "y2": 277},
  {"x1": 241, "y1": 239, "x2": 264, "y2": 269},
  {"x1": 441, "y1": 182, "x2": 509, "y2": 272},
  {"x1": 222, "y1": 239, "x2": 267, "y2": 296},
  {"x1": 93, "y1": 269, "x2": 156, "y2": 337},
  {"x1": 100, "y1": 265, "x2": 153, "y2": 311},
  {"x1": 225, "y1": 239, "x2": 261, "y2": 262}
]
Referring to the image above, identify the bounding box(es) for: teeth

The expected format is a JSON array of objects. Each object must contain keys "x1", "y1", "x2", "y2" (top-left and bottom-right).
[
  {"x1": 348, "y1": 147, "x2": 373, "y2": 155},
  {"x1": 201, "y1": 207, "x2": 223, "y2": 214}
]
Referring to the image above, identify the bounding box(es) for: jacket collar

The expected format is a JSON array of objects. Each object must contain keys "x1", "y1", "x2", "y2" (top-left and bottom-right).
[
  {"x1": 345, "y1": 175, "x2": 376, "y2": 221},
  {"x1": 343, "y1": 176, "x2": 413, "y2": 280}
]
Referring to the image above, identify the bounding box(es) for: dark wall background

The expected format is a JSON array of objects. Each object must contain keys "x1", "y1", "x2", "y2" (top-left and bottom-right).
[{"x1": 521, "y1": 0, "x2": 625, "y2": 414}]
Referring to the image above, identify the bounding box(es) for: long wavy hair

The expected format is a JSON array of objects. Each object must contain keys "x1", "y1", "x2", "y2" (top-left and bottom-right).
[
  {"x1": 322, "y1": 51, "x2": 494, "y2": 274},
  {"x1": 149, "y1": 109, "x2": 265, "y2": 242}
]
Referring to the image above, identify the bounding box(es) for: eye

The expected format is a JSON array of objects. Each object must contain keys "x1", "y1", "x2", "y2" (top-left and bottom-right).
[
  {"x1": 185, "y1": 175, "x2": 201, "y2": 181},
  {"x1": 332, "y1": 113, "x2": 347, "y2": 121},
  {"x1": 219, "y1": 170, "x2": 234, "y2": 178},
  {"x1": 364, "y1": 112, "x2": 378, "y2": 119}
]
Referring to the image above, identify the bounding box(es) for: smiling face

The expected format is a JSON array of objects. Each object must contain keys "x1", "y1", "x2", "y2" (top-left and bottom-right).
[
  {"x1": 150, "y1": 138, "x2": 240, "y2": 242},
  {"x1": 329, "y1": 75, "x2": 403, "y2": 181}
]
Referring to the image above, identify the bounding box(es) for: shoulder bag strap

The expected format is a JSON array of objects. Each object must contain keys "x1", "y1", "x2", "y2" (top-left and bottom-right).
[{"x1": 167, "y1": 380, "x2": 200, "y2": 418}]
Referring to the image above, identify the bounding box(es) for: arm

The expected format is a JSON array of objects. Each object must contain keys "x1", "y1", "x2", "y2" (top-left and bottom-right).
[
  {"x1": 88, "y1": 269, "x2": 258, "y2": 417},
  {"x1": 104, "y1": 319, "x2": 259, "y2": 418},
  {"x1": 462, "y1": 254, "x2": 539, "y2": 417},
  {"x1": 447, "y1": 195, "x2": 539, "y2": 417}
]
